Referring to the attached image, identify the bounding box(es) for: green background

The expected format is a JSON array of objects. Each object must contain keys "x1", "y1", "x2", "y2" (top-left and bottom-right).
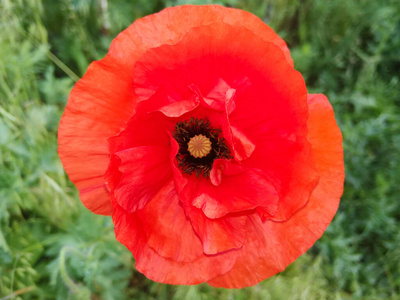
[{"x1": 1, "y1": 0, "x2": 399, "y2": 299}]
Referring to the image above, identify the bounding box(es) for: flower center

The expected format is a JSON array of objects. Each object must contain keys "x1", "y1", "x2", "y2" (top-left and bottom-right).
[
  {"x1": 187, "y1": 134, "x2": 212, "y2": 158},
  {"x1": 172, "y1": 117, "x2": 232, "y2": 177}
]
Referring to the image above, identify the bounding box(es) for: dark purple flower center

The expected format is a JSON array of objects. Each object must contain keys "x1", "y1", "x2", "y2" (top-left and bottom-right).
[{"x1": 172, "y1": 117, "x2": 231, "y2": 177}]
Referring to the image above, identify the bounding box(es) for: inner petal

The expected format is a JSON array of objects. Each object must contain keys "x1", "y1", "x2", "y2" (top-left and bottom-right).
[
  {"x1": 190, "y1": 159, "x2": 278, "y2": 219},
  {"x1": 105, "y1": 146, "x2": 172, "y2": 213}
]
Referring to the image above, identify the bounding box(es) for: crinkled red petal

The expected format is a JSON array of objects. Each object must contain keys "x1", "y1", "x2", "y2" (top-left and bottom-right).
[
  {"x1": 106, "y1": 146, "x2": 172, "y2": 213},
  {"x1": 108, "y1": 112, "x2": 172, "y2": 153},
  {"x1": 207, "y1": 94, "x2": 344, "y2": 288},
  {"x1": 186, "y1": 160, "x2": 278, "y2": 219},
  {"x1": 112, "y1": 181, "x2": 241, "y2": 284},
  {"x1": 136, "y1": 180, "x2": 204, "y2": 262},
  {"x1": 108, "y1": 5, "x2": 292, "y2": 71},
  {"x1": 220, "y1": 34, "x2": 319, "y2": 220},
  {"x1": 230, "y1": 125, "x2": 256, "y2": 161},
  {"x1": 132, "y1": 23, "x2": 287, "y2": 115},
  {"x1": 169, "y1": 136, "x2": 247, "y2": 254},
  {"x1": 58, "y1": 55, "x2": 135, "y2": 215},
  {"x1": 184, "y1": 205, "x2": 247, "y2": 255}
]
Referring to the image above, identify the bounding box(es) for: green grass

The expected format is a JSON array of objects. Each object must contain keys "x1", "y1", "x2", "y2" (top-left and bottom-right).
[{"x1": 1, "y1": 0, "x2": 399, "y2": 299}]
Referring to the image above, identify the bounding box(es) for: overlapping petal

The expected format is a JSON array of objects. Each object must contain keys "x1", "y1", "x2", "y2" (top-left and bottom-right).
[
  {"x1": 189, "y1": 160, "x2": 278, "y2": 219},
  {"x1": 168, "y1": 135, "x2": 247, "y2": 254},
  {"x1": 112, "y1": 181, "x2": 241, "y2": 284},
  {"x1": 184, "y1": 205, "x2": 247, "y2": 255},
  {"x1": 207, "y1": 93, "x2": 344, "y2": 288},
  {"x1": 106, "y1": 146, "x2": 172, "y2": 212},
  {"x1": 108, "y1": 5, "x2": 293, "y2": 71},
  {"x1": 58, "y1": 55, "x2": 135, "y2": 215},
  {"x1": 132, "y1": 22, "x2": 289, "y2": 110}
]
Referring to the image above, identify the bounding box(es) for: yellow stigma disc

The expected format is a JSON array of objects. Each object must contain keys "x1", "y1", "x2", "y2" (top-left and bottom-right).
[{"x1": 187, "y1": 134, "x2": 212, "y2": 158}]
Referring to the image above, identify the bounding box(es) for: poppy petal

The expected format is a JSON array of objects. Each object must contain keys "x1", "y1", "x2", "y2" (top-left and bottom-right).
[
  {"x1": 131, "y1": 23, "x2": 289, "y2": 113},
  {"x1": 207, "y1": 93, "x2": 344, "y2": 288},
  {"x1": 189, "y1": 160, "x2": 278, "y2": 219},
  {"x1": 58, "y1": 55, "x2": 135, "y2": 215},
  {"x1": 170, "y1": 138, "x2": 248, "y2": 254},
  {"x1": 108, "y1": 5, "x2": 292, "y2": 71},
  {"x1": 112, "y1": 182, "x2": 241, "y2": 284},
  {"x1": 183, "y1": 205, "x2": 247, "y2": 255},
  {"x1": 106, "y1": 146, "x2": 172, "y2": 213},
  {"x1": 254, "y1": 136, "x2": 319, "y2": 221},
  {"x1": 230, "y1": 125, "x2": 256, "y2": 161},
  {"x1": 133, "y1": 80, "x2": 200, "y2": 117},
  {"x1": 224, "y1": 43, "x2": 319, "y2": 220},
  {"x1": 136, "y1": 181, "x2": 204, "y2": 262},
  {"x1": 202, "y1": 78, "x2": 236, "y2": 114},
  {"x1": 108, "y1": 112, "x2": 172, "y2": 153}
]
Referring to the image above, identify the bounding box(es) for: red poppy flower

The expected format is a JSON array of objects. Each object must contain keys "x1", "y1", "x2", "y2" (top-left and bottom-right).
[{"x1": 58, "y1": 5, "x2": 344, "y2": 288}]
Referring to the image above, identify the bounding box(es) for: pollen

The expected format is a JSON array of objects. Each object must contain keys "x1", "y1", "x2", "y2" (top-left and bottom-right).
[{"x1": 188, "y1": 134, "x2": 212, "y2": 158}]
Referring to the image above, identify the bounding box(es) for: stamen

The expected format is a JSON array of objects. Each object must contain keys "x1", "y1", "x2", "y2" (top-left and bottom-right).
[{"x1": 172, "y1": 117, "x2": 232, "y2": 177}]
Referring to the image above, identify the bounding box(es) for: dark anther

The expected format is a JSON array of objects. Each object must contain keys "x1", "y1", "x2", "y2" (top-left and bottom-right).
[{"x1": 172, "y1": 117, "x2": 232, "y2": 177}]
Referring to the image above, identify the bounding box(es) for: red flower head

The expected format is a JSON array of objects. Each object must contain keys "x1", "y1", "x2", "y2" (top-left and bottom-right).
[{"x1": 58, "y1": 5, "x2": 344, "y2": 288}]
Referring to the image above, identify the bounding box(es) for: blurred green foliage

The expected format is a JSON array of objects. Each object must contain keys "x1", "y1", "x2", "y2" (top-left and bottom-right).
[{"x1": 1, "y1": 0, "x2": 399, "y2": 299}]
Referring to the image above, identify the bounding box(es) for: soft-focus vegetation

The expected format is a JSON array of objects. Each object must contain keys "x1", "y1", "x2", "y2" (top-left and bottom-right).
[{"x1": 1, "y1": 0, "x2": 399, "y2": 299}]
